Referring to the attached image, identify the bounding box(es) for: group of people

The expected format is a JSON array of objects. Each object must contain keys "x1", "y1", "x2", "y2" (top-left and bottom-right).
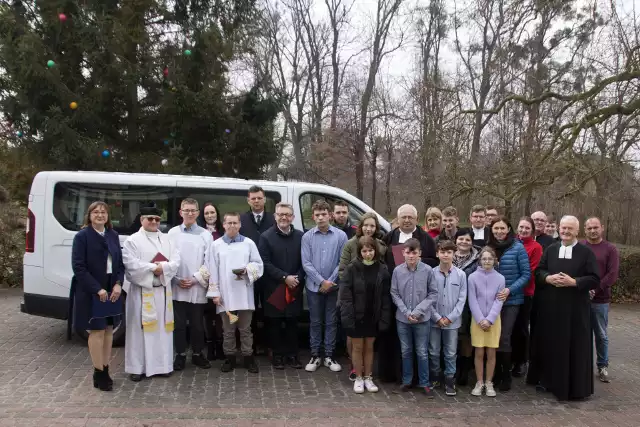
[{"x1": 70, "y1": 188, "x2": 619, "y2": 402}]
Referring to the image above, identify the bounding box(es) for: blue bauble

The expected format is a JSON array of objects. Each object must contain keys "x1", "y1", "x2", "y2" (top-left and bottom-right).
[{"x1": 102, "y1": 149, "x2": 110, "y2": 158}]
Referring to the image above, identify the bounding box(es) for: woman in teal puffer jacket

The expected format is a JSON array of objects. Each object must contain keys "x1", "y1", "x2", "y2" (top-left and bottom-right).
[{"x1": 487, "y1": 216, "x2": 531, "y2": 392}]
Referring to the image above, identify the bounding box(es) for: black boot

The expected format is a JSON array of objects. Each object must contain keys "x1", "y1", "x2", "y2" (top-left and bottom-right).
[
  {"x1": 244, "y1": 355, "x2": 259, "y2": 374},
  {"x1": 457, "y1": 356, "x2": 471, "y2": 386},
  {"x1": 499, "y1": 353, "x2": 512, "y2": 392},
  {"x1": 103, "y1": 365, "x2": 113, "y2": 388},
  {"x1": 221, "y1": 356, "x2": 236, "y2": 373},
  {"x1": 206, "y1": 341, "x2": 216, "y2": 361},
  {"x1": 93, "y1": 368, "x2": 112, "y2": 391},
  {"x1": 493, "y1": 352, "x2": 503, "y2": 387}
]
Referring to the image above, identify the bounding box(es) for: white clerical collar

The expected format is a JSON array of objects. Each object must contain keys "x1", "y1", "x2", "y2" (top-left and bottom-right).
[
  {"x1": 473, "y1": 227, "x2": 485, "y2": 238},
  {"x1": 559, "y1": 240, "x2": 578, "y2": 259},
  {"x1": 398, "y1": 228, "x2": 415, "y2": 243}
]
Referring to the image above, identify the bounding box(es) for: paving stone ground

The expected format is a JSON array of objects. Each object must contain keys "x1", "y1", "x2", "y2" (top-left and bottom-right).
[{"x1": 1, "y1": 288, "x2": 640, "y2": 426}]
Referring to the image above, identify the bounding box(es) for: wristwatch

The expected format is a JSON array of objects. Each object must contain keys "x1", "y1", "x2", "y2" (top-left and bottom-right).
[{"x1": 282, "y1": 275, "x2": 287, "y2": 282}]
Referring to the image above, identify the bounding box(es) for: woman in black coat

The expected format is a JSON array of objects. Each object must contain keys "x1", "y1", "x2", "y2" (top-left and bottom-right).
[
  {"x1": 70, "y1": 201, "x2": 124, "y2": 391},
  {"x1": 340, "y1": 236, "x2": 392, "y2": 394}
]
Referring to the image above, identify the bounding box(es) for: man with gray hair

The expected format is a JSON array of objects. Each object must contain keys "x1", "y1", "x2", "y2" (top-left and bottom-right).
[
  {"x1": 527, "y1": 215, "x2": 600, "y2": 401},
  {"x1": 531, "y1": 211, "x2": 555, "y2": 250}
]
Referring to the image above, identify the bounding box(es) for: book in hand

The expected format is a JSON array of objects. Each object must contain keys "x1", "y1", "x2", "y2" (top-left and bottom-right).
[
  {"x1": 90, "y1": 294, "x2": 123, "y2": 321},
  {"x1": 151, "y1": 252, "x2": 168, "y2": 263},
  {"x1": 392, "y1": 245, "x2": 405, "y2": 266},
  {"x1": 266, "y1": 284, "x2": 296, "y2": 311}
]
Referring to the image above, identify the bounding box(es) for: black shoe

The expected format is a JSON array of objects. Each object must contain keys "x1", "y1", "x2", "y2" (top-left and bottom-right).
[
  {"x1": 493, "y1": 353, "x2": 503, "y2": 386},
  {"x1": 445, "y1": 376, "x2": 457, "y2": 396},
  {"x1": 206, "y1": 342, "x2": 216, "y2": 361},
  {"x1": 422, "y1": 386, "x2": 435, "y2": 398},
  {"x1": 272, "y1": 355, "x2": 285, "y2": 370},
  {"x1": 129, "y1": 373, "x2": 144, "y2": 382},
  {"x1": 393, "y1": 384, "x2": 412, "y2": 394},
  {"x1": 244, "y1": 356, "x2": 259, "y2": 374},
  {"x1": 93, "y1": 368, "x2": 112, "y2": 391},
  {"x1": 221, "y1": 356, "x2": 236, "y2": 373},
  {"x1": 286, "y1": 355, "x2": 303, "y2": 369},
  {"x1": 512, "y1": 363, "x2": 526, "y2": 378},
  {"x1": 192, "y1": 353, "x2": 212, "y2": 369},
  {"x1": 103, "y1": 365, "x2": 114, "y2": 388},
  {"x1": 173, "y1": 354, "x2": 186, "y2": 371},
  {"x1": 215, "y1": 342, "x2": 224, "y2": 360}
]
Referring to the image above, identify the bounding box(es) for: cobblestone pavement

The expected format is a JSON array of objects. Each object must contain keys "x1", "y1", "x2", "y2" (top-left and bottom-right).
[{"x1": 1, "y1": 288, "x2": 640, "y2": 426}]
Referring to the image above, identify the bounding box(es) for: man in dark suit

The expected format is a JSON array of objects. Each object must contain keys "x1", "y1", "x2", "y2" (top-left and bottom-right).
[
  {"x1": 240, "y1": 185, "x2": 276, "y2": 355},
  {"x1": 378, "y1": 204, "x2": 438, "y2": 383},
  {"x1": 470, "y1": 204, "x2": 490, "y2": 248}
]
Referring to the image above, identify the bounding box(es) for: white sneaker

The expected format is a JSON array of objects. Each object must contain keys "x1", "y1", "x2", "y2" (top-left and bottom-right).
[
  {"x1": 324, "y1": 357, "x2": 342, "y2": 372},
  {"x1": 471, "y1": 381, "x2": 484, "y2": 396},
  {"x1": 305, "y1": 356, "x2": 322, "y2": 372},
  {"x1": 485, "y1": 381, "x2": 496, "y2": 397},
  {"x1": 354, "y1": 377, "x2": 365, "y2": 394},
  {"x1": 363, "y1": 376, "x2": 379, "y2": 392}
]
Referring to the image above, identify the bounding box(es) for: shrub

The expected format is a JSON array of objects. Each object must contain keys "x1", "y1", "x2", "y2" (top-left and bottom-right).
[
  {"x1": 0, "y1": 187, "x2": 25, "y2": 288},
  {"x1": 613, "y1": 244, "x2": 640, "y2": 303}
]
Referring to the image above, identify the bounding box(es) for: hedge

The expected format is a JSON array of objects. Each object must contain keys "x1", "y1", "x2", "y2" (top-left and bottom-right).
[{"x1": 612, "y1": 244, "x2": 640, "y2": 303}]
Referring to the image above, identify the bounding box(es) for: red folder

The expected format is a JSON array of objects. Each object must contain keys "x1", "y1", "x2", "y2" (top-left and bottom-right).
[
  {"x1": 267, "y1": 284, "x2": 296, "y2": 311},
  {"x1": 151, "y1": 252, "x2": 168, "y2": 263},
  {"x1": 392, "y1": 245, "x2": 405, "y2": 266}
]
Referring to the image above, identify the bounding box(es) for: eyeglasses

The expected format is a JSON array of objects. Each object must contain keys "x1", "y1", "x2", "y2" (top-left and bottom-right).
[
  {"x1": 276, "y1": 213, "x2": 292, "y2": 218},
  {"x1": 181, "y1": 209, "x2": 199, "y2": 214},
  {"x1": 144, "y1": 217, "x2": 161, "y2": 223}
]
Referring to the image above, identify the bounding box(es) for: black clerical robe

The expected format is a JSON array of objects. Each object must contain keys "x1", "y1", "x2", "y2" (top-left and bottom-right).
[{"x1": 527, "y1": 242, "x2": 600, "y2": 400}]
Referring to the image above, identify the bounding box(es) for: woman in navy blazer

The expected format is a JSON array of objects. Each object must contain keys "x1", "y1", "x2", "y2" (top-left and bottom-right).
[{"x1": 70, "y1": 201, "x2": 124, "y2": 391}]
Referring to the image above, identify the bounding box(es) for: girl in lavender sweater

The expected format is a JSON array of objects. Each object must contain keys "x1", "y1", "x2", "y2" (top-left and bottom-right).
[{"x1": 467, "y1": 247, "x2": 505, "y2": 397}]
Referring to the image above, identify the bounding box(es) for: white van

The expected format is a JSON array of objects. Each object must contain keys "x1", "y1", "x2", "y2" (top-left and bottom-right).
[{"x1": 21, "y1": 171, "x2": 389, "y2": 344}]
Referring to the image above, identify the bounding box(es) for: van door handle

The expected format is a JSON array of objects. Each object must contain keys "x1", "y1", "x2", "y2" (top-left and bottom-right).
[{"x1": 62, "y1": 240, "x2": 74, "y2": 246}]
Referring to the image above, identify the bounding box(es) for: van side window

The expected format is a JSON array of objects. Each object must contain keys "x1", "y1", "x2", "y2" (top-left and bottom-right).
[
  {"x1": 52, "y1": 183, "x2": 283, "y2": 236},
  {"x1": 53, "y1": 183, "x2": 174, "y2": 235},
  {"x1": 175, "y1": 188, "x2": 281, "y2": 226},
  {"x1": 299, "y1": 193, "x2": 366, "y2": 231}
]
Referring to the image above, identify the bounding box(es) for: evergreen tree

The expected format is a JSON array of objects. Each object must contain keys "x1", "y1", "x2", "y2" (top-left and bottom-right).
[{"x1": 0, "y1": 0, "x2": 279, "y2": 178}]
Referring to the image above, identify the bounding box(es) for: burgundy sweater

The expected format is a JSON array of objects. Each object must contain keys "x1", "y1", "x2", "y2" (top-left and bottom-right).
[{"x1": 581, "y1": 239, "x2": 619, "y2": 303}]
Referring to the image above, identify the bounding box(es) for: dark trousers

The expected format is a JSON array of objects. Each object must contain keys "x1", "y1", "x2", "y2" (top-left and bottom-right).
[
  {"x1": 173, "y1": 301, "x2": 206, "y2": 355},
  {"x1": 252, "y1": 285, "x2": 267, "y2": 350},
  {"x1": 512, "y1": 296, "x2": 533, "y2": 365},
  {"x1": 268, "y1": 317, "x2": 298, "y2": 357},
  {"x1": 203, "y1": 300, "x2": 223, "y2": 343}
]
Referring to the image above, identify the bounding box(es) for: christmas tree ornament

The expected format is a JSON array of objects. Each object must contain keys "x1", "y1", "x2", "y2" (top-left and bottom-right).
[
  {"x1": 16, "y1": 130, "x2": 23, "y2": 137},
  {"x1": 102, "y1": 149, "x2": 110, "y2": 158},
  {"x1": 69, "y1": 101, "x2": 78, "y2": 110},
  {"x1": 225, "y1": 129, "x2": 231, "y2": 133},
  {"x1": 163, "y1": 139, "x2": 169, "y2": 146},
  {"x1": 163, "y1": 67, "x2": 169, "y2": 77},
  {"x1": 47, "y1": 60, "x2": 55, "y2": 68},
  {"x1": 161, "y1": 158, "x2": 169, "y2": 166},
  {"x1": 184, "y1": 49, "x2": 192, "y2": 56},
  {"x1": 58, "y1": 13, "x2": 67, "y2": 22}
]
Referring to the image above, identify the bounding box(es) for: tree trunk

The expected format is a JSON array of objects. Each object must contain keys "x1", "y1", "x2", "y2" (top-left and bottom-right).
[
  {"x1": 385, "y1": 143, "x2": 393, "y2": 216},
  {"x1": 370, "y1": 145, "x2": 378, "y2": 210}
]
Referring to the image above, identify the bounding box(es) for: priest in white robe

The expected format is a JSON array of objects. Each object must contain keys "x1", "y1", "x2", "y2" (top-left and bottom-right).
[
  {"x1": 206, "y1": 212, "x2": 263, "y2": 374},
  {"x1": 167, "y1": 198, "x2": 213, "y2": 371},
  {"x1": 122, "y1": 206, "x2": 180, "y2": 381}
]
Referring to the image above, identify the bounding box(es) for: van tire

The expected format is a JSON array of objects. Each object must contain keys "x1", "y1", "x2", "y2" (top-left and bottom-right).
[{"x1": 74, "y1": 297, "x2": 126, "y2": 347}]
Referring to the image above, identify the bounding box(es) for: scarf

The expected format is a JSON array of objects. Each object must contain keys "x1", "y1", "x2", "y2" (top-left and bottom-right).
[
  {"x1": 492, "y1": 235, "x2": 515, "y2": 260},
  {"x1": 139, "y1": 230, "x2": 175, "y2": 333},
  {"x1": 453, "y1": 251, "x2": 472, "y2": 269}
]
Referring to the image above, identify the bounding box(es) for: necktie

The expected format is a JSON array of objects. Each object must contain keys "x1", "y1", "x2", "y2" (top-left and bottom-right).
[{"x1": 256, "y1": 214, "x2": 262, "y2": 226}]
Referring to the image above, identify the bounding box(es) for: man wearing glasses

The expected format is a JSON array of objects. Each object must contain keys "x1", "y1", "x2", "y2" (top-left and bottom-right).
[
  {"x1": 168, "y1": 198, "x2": 214, "y2": 371},
  {"x1": 122, "y1": 206, "x2": 181, "y2": 381}
]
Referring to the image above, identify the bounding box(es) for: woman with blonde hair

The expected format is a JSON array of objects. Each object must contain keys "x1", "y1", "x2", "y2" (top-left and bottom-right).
[
  {"x1": 70, "y1": 201, "x2": 125, "y2": 391},
  {"x1": 423, "y1": 207, "x2": 443, "y2": 239}
]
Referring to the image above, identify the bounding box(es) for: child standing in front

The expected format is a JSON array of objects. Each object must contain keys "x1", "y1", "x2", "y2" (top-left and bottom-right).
[
  {"x1": 467, "y1": 247, "x2": 505, "y2": 397},
  {"x1": 429, "y1": 240, "x2": 468, "y2": 396},
  {"x1": 340, "y1": 236, "x2": 392, "y2": 394}
]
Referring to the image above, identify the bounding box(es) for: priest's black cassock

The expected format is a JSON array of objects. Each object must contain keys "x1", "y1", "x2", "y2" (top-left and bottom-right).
[{"x1": 527, "y1": 242, "x2": 600, "y2": 400}]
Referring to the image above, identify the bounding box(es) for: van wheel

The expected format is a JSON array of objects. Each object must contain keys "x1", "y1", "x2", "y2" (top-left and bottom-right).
[{"x1": 74, "y1": 298, "x2": 126, "y2": 347}]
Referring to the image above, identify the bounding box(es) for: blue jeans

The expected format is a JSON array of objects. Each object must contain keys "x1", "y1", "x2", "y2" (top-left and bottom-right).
[
  {"x1": 396, "y1": 320, "x2": 430, "y2": 387},
  {"x1": 307, "y1": 289, "x2": 338, "y2": 357},
  {"x1": 429, "y1": 327, "x2": 459, "y2": 377},
  {"x1": 591, "y1": 303, "x2": 609, "y2": 368}
]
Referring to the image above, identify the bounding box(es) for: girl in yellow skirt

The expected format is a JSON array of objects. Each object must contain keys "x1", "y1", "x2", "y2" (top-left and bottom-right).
[{"x1": 467, "y1": 247, "x2": 505, "y2": 396}]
